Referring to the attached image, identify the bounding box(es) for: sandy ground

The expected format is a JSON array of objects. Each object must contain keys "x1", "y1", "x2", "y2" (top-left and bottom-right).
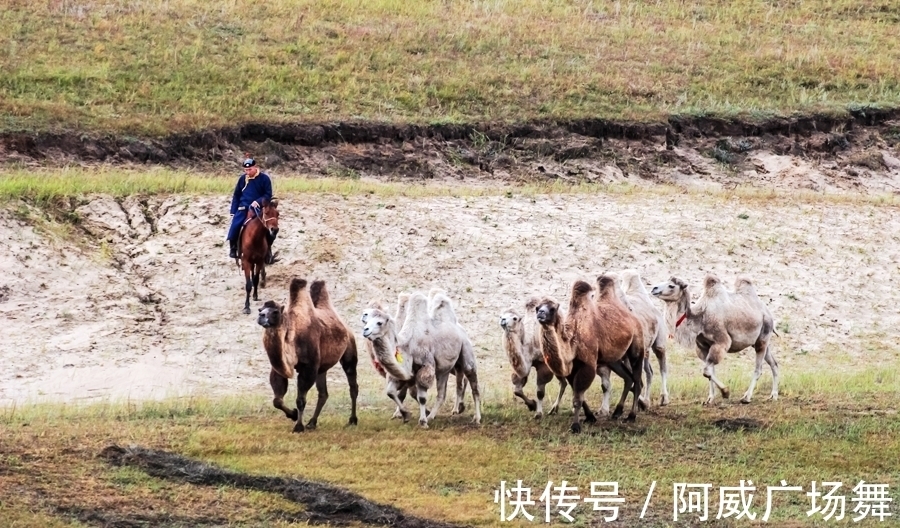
[{"x1": 1, "y1": 182, "x2": 899, "y2": 408}]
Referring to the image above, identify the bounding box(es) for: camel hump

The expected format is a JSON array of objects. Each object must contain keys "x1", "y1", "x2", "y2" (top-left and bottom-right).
[
  {"x1": 734, "y1": 275, "x2": 757, "y2": 295},
  {"x1": 289, "y1": 278, "x2": 308, "y2": 304},
  {"x1": 595, "y1": 274, "x2": 618, "y2": 296},
  {"x1": 572, "y1": 280, "x2": 593, "y2": 298},
  {"x1": 703, "y1": 273, "x2": 723, "y2": 294},
  {"x1": 524, "y1": 296, "x2": 541, "y2": 311},
  {"x1": 620, "y1": 269, "x2": 646, "y2": 295},
  {"x1": 310, "y1": 280, "x2": 331, "y2": 308}
]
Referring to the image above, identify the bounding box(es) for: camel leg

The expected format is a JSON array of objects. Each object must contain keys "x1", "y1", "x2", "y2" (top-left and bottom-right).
[
  {"x1": 512, "y1": 372, "x2": 537, "y2": 413},
  {"x1": 415, "y1": 365, "x2": 435, "y2": 428},
  {"x1": 452, "y1": 370, "x2": 467, "y2": 415},
  {"x1": 741, "y1": 340, "x2": 769, "y2": 404},
  {"x1": 569, "y1": 364, "x2": 596, "y2": 434},
  {"x1": 653, "y1": 338, "x2": 670, "y2": 406},
  {"x1": 463, "y1": 365, "x2": 482, "y2": 425},
  {"x1": 626, "y1": 349, "x2": 645, "y2": 422},
  {"x1": 340, "y1": 346, "x2": 359, "y2": 426},
  {"x1": 641, "y1": 355, "x2": 653, "y2": 408},
  {"x1": 547, "y1": 374, "x2": 567, "y2": 416},
  {"x1": 534, "y1": 363, "x2": 555, "y2": 419},
  {"x1": 702, "y1": 342, "x2": 731, "y2": 404},
  {"x1": 269, "y1": 369, "x2": 297, "y2": 421},
  {"x1": 596, "y1": 364, "x2": 612, "y2": 417},
  {"x1": 386, "y1": 378, "x2": 410, "y2": 423},
  {"x1": 608, "y1": 360, "x2": 634, "y2": 420},
  {"x1": 306, "y1": 372, "x2": 329, "y2": 430},
  {"x1": 764, "y1": 345, "x2": 779, "y2": 400},
  {"x1": 426, "y1": 370, "x2": 451, "y2": 425},
  {"x1": 292, "y1": 366, "x2": 317, "y2": 433}
]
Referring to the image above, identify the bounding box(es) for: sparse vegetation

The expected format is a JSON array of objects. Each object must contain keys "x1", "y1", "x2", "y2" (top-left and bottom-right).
[{"x1": 2, "y1": 0, "x2": 900, "y2": 135}]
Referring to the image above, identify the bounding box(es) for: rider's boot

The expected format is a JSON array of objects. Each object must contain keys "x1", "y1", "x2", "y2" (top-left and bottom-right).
[{"x1": 228, "y1": 238, "x2": 237, "y2": 259}]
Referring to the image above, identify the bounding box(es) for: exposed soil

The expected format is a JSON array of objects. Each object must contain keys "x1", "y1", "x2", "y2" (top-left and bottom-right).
[
  {"x1": 98, "y1": 445, "x2": 467, "y2": 528},
  {"x1": 3, "y1": 113, "x2": 900, "y2": 193}
]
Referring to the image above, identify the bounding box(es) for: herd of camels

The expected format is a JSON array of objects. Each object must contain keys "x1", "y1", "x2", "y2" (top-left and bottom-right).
[{"x1": 255, "y1": 270, "x2": 780, "y2": 434}]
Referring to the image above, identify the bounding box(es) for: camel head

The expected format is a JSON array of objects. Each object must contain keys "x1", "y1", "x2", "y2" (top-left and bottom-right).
[
  {"x1": 361, "y1": 308, "x2": 393, "y2": 340},
  {"x1": 257, "y1": 300, "x2": 285, "y2": 328},
  {"x1": 535, "y1": 298, "x2": 560, "y2": 325},
  {"x1": 499, "y1": 308, "x2": 524, "y2": 334},
  {"x1": 361, "y1": 299, "x2": 387, "y2": 324},
  {"x1": 650, "y1": 276, "x2": 688, "y2": 302}
]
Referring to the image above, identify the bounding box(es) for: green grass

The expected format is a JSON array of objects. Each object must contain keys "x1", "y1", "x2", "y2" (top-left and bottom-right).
[
  {"x1": 2, "y1": 367, "x2": 899, "y2": 527},
  {"x1": 2, "y1": 0, "x2": 900, "y2": 135},
  {"x1": 3, "y1": 167, "x2": 900, "y2": 208}
]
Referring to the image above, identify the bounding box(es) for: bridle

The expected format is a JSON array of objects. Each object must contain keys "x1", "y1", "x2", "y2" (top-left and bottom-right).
[{"x1": 254, "y1": 204, "x2": 278, "y2": 234}]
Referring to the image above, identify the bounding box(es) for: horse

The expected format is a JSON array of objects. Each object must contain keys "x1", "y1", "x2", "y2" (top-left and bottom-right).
[{"x1": 236, "y1": 198, "x2": 280, "y2": 314}]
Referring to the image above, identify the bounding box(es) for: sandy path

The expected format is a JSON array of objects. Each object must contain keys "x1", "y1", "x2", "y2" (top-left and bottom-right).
[{"x1": 1, "y1": 189, "x2": 899, "y2": 406}]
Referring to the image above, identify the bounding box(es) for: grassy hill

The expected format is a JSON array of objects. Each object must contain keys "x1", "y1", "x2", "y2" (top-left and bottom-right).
[{"x1": 3, "y1": 0, "x2": 900, "y2": 136}]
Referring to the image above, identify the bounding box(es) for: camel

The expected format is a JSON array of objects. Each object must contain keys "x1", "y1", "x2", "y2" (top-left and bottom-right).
[
  {"x1": 360, "y1": 293, "x2": 411, "y2": 419},
  {"x1": 362, "y1": 291, "x2": 482, "y2": 428},
  {"x1": 535, "y1": 275, "x2": 647, "y2": 433},
  {"x1": 650, "y1": 273, "x2": 779, "y2": 405},
  {"x1": 499, "y1": 297, "x2": 567, "y2": 419},
  {"x1": 257, "y1": 278, "x2": 359, "y2": 432},
  {"x1": 617, "y1": 269, "x2": 670, "y2": 406}
]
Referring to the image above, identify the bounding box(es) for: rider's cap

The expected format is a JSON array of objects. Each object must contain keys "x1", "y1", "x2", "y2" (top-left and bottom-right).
[{"x1": 242, "y1": 158, "x2": 256, "y2": 168}]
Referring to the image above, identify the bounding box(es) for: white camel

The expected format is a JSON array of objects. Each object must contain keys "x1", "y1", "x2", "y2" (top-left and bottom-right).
[{"x1": 651, "y1": 273, "x2": 779, "y2": 405}]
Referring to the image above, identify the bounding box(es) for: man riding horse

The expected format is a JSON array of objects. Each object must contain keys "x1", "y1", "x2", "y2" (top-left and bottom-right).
[{"x1": 226, "y1": 158, "x2": 277, "y2": 263}]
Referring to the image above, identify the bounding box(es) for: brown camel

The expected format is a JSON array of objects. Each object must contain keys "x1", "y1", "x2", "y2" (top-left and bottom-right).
[
  {"x1": 499, "y1": 297, "x2": 567, "y2": 419},
  {"x1": 535, "y1": 275, "x2": 646, "y2": 433},
  {"x1": 257, "y1": 277, "x2": 359, "y2": 432},
  {"x1": 650, "y1": 273, "x2": 779, "y2": 405},
  {"x1": 238, "y1": 199, "x2": 279, "y2": 314}
]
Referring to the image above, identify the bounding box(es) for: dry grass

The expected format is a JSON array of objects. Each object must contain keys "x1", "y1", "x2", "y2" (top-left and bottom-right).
[
  {"x1": 2, "y1": 0, "x2": 899, "y2": 135},
  {"x1": 2, "y1": 368, "x2": 899, "y2": 527}
]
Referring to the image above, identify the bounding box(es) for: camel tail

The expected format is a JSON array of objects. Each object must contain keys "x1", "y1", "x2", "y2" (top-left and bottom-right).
[
  {"x1": 310, "y1": 280, "x2": 331, "y2": 308},
  {"x1": 289, "y1": 278, "x2": 308, "y2": 306}
]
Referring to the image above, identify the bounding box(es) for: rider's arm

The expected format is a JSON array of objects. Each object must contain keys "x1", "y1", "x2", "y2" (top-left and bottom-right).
[{"x1": 230, "y1": 176, "x2": 243, "y2": 215}]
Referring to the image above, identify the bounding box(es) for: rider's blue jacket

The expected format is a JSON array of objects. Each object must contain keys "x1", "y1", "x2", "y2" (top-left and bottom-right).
[{"x1": 230, "y1": 172, "x2": 273, "y2": 215}]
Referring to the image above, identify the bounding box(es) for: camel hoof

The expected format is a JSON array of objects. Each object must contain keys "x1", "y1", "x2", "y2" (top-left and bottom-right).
[
  {"x1": 740, "y1": 396, "x2": 752, "y2": 404},
  {"x1": 547, "y1": 406, "x2": 559, "y2": 416},
  {"x1": 288, "y1": 409, "x2": 299, "y2": 421},
  {"x1": 769, "y1": 393, "x2": 779, "y2": 401},
  {"x1": 525, "y1": 400, "x2": 538, "y2": 412},
  {"x1": 533, "y1": 412, "x2": 543, "y2": 420},
  {"x1": 638, "y1": 397, "x2": 649, "y2": 411},
  {"x1": 348, "y1": 416, "x2": 358, "y2": 426},
  {"x1": 472, "y1": 416, "x2": 481, "y2": 425},
  {"x1": 306, "y1": 421, "x2": 317, "y2": 431},
  {"x1": 583, "y1": 412, "x2": 597, "y2": 424},
  {"x1": 625, "y1": 413, "x2": 636, "y2": 423},
  {"x1": 292, "y1": 422, "x2": 305, "y2": 433},
  {"x1": 660, "y1": 396, "x2": 670, "y2": 406},
  {"x1": 721, "y1": 388, "x2": 731, "y2": 399},
  {"x1": 243, "y1": 307, "x2": 251, "y2": 315},
  {"x1": 570, "y1": 422, "x2": 582, "y2": 434},
  {"x1": 419, "y1": 419, "x2": 429, "y2": 429},
  {"x1": 458, "y1": 402, "x2": 465, "y2": 413},
  {"x1": 702, "y1": 398, "x2": 714, "y2": 406}
]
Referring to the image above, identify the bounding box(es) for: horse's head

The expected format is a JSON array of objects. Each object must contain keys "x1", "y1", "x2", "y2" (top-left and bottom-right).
[{"x1": 260, "y1": 198, "x2": 280, "y2": 238}]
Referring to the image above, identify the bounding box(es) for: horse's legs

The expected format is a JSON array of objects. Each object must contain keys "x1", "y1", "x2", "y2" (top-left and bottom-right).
[
  {"x1": 292, "y1": 366, "x2": 318, "y2": 433},
  {"x1": 251, "y1": 263, "x2": 261, "y2": 302},
  {"x1": 243, "y1": 264, "x2": 252, "y2": 314},
  {"x1": 340, "y1": 345, "x2": 359, "y2": 426},
  {"x1": 306, "y1": 372, "x2": 329, "y2": 430},
  {"x1": 269, "y1": 369, "x2": 297, "y2": 421}
]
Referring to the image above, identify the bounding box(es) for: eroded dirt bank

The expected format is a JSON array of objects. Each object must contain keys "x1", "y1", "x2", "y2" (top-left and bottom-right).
[
  {"x1": 2, "y1": 190, "x2": 899, "y2": 405},
  {"x1": 3, "y1": 112, "x2": 900, "y2": 193}
]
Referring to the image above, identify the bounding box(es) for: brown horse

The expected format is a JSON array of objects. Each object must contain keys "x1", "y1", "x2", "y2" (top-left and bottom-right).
[{"x1": 237, "y1": 198, "x2": 280, "y2": 314}]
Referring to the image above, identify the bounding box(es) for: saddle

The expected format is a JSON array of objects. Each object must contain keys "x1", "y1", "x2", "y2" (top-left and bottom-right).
[{"x1": 235, "y1": 206, "x2": 276, "y2": 264}]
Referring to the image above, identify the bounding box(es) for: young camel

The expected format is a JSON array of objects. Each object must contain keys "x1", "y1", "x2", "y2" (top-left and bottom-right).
[
  {"x1": 650, "y1": 273, "x2": 779, "y2": 405},
  {"x1": 362, "y1": 292, "x2": 482, "y2": 428},
  {"x1": 257, "y1": 278, "x2": 359, "y2": 432},
  {"x1": 499, "y1": 297, "x2": 568, "y2": 419},
  {"x1": 535, "y1": 276, "x2": 646, "y2": 433},
  {"x1": 361, "y1": 295, "x2": 409, "y2": 419}
]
